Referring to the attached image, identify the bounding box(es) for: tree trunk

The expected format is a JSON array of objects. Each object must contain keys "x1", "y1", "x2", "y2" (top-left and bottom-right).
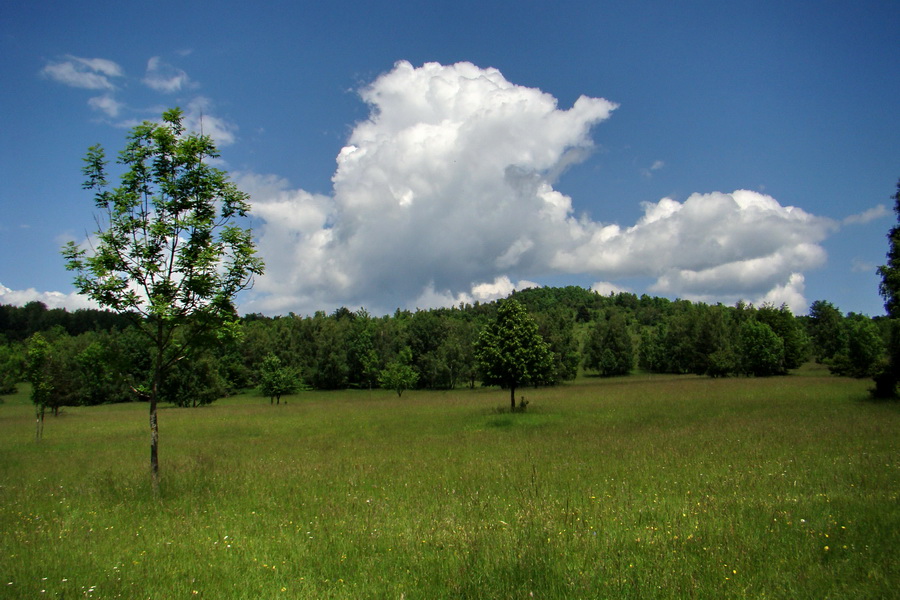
[
  {"x1": 510, "y1": 385, "x2": 516, "y2": 412},
  {"x1": 150, "y1": 396, "x2": 159, "y2": 495},
  {"x1": 150, "y1": 330, "x2": 162, "y2": 496},
  {"x1": 35, "y1": 406, "x2": 44, "y2": 442}
]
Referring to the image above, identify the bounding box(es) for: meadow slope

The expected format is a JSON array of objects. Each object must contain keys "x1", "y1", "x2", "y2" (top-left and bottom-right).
[{"x1": 1, "y1": 367, "x2": 898, "y2": 599}]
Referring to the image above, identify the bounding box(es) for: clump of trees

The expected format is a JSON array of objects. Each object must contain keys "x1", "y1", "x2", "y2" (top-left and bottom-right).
[
  {"x1": 3, "y1": 285, "x2": 892, "y2": 415},
  {"x1": 3, "y1": 285, "x2": 890, "y2": 415}
]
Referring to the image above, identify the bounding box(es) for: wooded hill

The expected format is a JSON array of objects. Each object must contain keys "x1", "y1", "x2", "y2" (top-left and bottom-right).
[{"x1": 0, "y1": 287, "x2": 889, "y2": 407}]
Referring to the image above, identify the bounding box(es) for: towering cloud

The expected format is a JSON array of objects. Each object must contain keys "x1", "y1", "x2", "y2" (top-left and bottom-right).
[{"x1": 243, "y1": 61, "x2": 835, "y2": 315}]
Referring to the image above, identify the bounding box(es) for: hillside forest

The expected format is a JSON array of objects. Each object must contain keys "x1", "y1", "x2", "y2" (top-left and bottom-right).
[{"x1": 0, "y1": 286, "x2": 889, "y2": 411}]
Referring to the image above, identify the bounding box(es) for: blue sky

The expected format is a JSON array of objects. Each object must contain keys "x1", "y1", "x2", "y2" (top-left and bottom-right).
[{"x1": 1, "y1": 1, "x2": 898, "y2": 317}]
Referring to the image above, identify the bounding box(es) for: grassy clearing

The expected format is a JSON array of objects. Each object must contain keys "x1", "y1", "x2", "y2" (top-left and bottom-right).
[{"x1": 1, "y1": 368, "x2": 898, "y2": 599}]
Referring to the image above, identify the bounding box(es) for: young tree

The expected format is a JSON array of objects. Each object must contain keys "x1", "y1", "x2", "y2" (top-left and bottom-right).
[
  {"x1": 24, "y1": 333, "x2": 52, "y2": 441},
  {"x1": 62, "y1": 108, "x2": 265, "y2": 492},
  {"x1": 475, "y1": 299, "x2": 554, "y2": 411},
  {"x1": 875, "y1": 179, "x2": 900, "y2": 397},
  {"x1": 258, "y1": 352, "x2": 300, "y2": 404},
  {"x1": 378, "y1": 347, "x2": 418, "y2": 397}
]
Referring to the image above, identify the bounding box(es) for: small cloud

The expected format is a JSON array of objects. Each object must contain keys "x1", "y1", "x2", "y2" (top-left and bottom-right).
[
  {"x1": 851, "y1": 258, "x2": 875, "y2": 273},
  {"x1": 591, "y1": 281, "x2": 630, "y2": 296},
  {"x1": 409, "y1": 276, "x2": 541, "y2": 310},
  {"x1": 640, "y1": 160, "x2": 665, "y2": 178},
  {"x1": 41, "y1": 55, "x2": 123, "y2": 90},
  {"x1": 471, "y1": 276, "x2": 540, "y2": 302},
  {"x1": 843, "y1": 204, "x2": 890, "y2": 225},
  {"x1": 183, "y1": 97, "x2": 237, "y2": 146},
  {"x1": 88, "y1": 94, "x2": 124, "y2": 118},
  {"x1": 142, "y1": 56, "x2": 193, "y2": 93}
]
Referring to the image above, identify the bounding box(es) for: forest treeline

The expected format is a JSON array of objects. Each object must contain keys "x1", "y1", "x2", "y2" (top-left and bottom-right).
[{"x1": 0, "y1": 286, "x2": 890, "y2": 409}]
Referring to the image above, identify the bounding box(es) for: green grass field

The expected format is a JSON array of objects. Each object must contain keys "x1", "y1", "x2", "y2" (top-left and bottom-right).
[{"x1": 1, "y1": 366, "x2": 898, "y2": 599}]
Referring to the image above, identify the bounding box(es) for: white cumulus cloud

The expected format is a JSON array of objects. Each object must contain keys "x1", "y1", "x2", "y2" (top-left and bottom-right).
[
  {"x1": 243, "y1": 61, "x2": 615, "y2": 314},
  {"x1": 142, "y1": 56, "x2": 193, "y2": 93},
  {"x1": 241, "y1": 61, "x2": 835, "y2": 316},
  {"x1": 843, "y1": 204, "x2": 890, "y2": 225},
  {"x1": 42, "y1": 55, "x2": 123, "y2": 90},
  {"x1": 88, "y1": 94, "x2": 124, "y2": 118},
  {"x1": 183, "y1": 97, "x2": 237, "y2": 147},
  {"x1": 0, "y1": 283, "x2": 98, "y2": 311},
  {"x1": 591, "y1": 281, "x2": 631, "y2": 296}
]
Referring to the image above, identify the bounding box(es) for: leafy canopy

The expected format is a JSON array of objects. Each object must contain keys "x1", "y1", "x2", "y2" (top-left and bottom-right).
[
  {"x1": 378, "y1": 347, "x2": 419, "y2": 397},
  {"x1": 62, "y1": 107, "x2": 264, "y2": 331},
  {"x1": 475, "y1": 299, "x2": 554, "y2": 408},
  {"x1": 259, "y1": 353, "x2": 300, "y2": 404}
]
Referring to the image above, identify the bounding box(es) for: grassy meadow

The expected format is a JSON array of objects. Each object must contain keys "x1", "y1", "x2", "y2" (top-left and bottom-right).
[{"x1": 1, "y1": 366, "x2": 898, "y2": 599}]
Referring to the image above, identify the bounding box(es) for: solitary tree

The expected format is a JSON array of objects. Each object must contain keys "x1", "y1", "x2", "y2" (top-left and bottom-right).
[
  {"x1": 875, "y1": 179, "x2": 900, "y2": 397},
  {"x1": 475, "y1": 299, "x2": 554, "y2": 410},
  {"x1": 62, "y1": 108, "x2": 265, "y2": 492},
  {"x1": 379, "y1": 346, "x2": 419, "y2": 397},
  {"x1": 24, "y1": 333, "x2": 52, "y2": 441},
  {"x1": 259, "y1": 353, "x2": 300, "y2": 404}
]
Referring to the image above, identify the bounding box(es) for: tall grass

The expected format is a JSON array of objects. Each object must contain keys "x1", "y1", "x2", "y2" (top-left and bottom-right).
[{"x1": 1, "y1": 367, "x2": 898, "y2": 599}]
